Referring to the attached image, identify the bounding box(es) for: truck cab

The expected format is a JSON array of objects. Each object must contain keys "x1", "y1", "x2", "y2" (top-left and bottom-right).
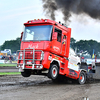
[{"x1": 17, "y1": 19, "x2": 86, "y2": 84}]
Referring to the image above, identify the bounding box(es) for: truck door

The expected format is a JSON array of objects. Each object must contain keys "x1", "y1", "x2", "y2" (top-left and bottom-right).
[{"x1": 51, "y1": 27, "x2": 62, "y2": 55}]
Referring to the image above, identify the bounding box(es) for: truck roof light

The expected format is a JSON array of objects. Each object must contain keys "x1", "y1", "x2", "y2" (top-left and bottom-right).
[
  {"x1": 28, "y1": 21, "x2": 31, "y2": 23},
  {"x1": 59, "y1": 21, "x2": 61, "y2": 24},
  {"x1": 55, "y1": 23, "x2": 58, "y2": 25},
  {"x1": 28, "y1": 20, "x2": 33, "y2": 23},
  {"x1": 45, "y1": 19, "x2": 47, "y2": 22},
  {"x1": 62, "y1": 23, "x2": 64, "y2": 26}
]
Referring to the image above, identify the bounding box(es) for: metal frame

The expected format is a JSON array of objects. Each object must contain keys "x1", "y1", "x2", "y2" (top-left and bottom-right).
[{"x1": 16, "y1": 48, "x2": 44, "y2": 69}]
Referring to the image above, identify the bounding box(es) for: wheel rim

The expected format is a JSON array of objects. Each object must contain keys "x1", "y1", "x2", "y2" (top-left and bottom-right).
[
  {"x1": 80, "y1": 74, "x2": 84, "y2": 83},
  {"x1": 52, "y1": 67, "x2": 57, "y2": 78}
]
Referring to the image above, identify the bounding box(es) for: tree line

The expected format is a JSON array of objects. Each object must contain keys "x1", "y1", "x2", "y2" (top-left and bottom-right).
[
  {"x1": 71, "y1": 38, "x2": 100, "y2": 58},
  {"x1": 0, "y1": 37, "x2": 100, "y2": 58},
  {"x1": 0, "y1": 38, "x2": 20, "y2": 53}
]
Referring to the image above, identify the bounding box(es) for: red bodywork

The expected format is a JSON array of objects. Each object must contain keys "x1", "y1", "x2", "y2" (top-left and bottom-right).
[{"x1": 17, "y1": 19, "x2": 79, "y2": 80}]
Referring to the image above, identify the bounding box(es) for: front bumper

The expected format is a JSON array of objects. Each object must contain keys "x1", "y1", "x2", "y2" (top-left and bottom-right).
[{"x1": 16, "y1": 48, "x2": 44, "y2": 71}]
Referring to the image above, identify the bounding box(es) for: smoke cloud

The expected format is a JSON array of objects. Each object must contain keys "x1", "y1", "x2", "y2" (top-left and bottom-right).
[
  {"x1": 42, "y1": 0, "x2": 100, "y2": 23},
  {"x1": 42, "y1": 0, "x2": 57, "y2": 20}
]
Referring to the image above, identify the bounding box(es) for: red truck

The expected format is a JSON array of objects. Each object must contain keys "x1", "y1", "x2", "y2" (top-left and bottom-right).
[{"x1": 17, "y1": 19, "x2": 87, "y2": 84}]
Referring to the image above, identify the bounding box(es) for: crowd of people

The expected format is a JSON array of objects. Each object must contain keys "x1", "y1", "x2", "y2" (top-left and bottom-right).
[{"x1": 0, "y1": 55, "x2": 14, "y2": 63}]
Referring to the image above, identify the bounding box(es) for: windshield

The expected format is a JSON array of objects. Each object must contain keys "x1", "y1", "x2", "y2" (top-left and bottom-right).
[{"x1": 22, "y1": 25, "x2": 53, "y2": 41}]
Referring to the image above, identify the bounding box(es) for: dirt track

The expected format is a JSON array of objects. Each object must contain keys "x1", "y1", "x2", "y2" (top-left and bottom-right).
[
  {"x1": 0, "y1": 75, "x2": 100, "y2": 100},
  {"x1": 0, "y1": 66, "x2": 18, "y2": 72}
]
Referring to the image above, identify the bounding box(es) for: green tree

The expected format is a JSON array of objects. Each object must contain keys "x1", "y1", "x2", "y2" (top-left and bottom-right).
[
  {"x1": 70, "y1": 37, "x2": 76, "y2": 50},
  {"x1": 1, "y1": 37, "x2": 20, "y2": 53},
  {"x1": 73, "y1": 39, "x2": 100, "y2": 58}
]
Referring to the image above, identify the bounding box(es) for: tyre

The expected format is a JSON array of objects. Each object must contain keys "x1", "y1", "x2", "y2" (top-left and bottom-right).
[
  {"x1": 48, "y1": 64, "x2": 59, "y2": 80},
  {"x1": 78, "y1": 71, "x2": 86, "y2": 85},
  {"x1": 21, "y1": 70, "x2": 31, "y2": 77}
]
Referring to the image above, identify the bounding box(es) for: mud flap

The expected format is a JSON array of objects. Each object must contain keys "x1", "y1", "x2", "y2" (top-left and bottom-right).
[{"x1": 80, "y1": 63, "x2": 94, "y2": 80}]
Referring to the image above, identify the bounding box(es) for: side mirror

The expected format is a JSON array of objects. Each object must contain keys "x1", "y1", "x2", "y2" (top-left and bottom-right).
[
  {"x1": 20, "y1": 32, "x2": 23, "y2": 41},
  {"x1": 52, "y1": 32, "x2": 57, "y2": 40}
]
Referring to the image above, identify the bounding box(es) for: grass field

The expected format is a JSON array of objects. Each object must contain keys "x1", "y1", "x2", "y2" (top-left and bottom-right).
[
  {"x1": 0, "y1": 63, "x2": 18, "y2": 75},
  {"x1": 0, "y1": 63, "x2": 17, "y2": 67},
  {"x1": 0, "y1": 72, "x2": 21, "y2": 75}
]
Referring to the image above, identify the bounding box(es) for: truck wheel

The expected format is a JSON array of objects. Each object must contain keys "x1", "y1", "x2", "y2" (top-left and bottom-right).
[
  {"x1": 48, "y1": 64, "x2": 59, "y2": 80},
  {"x1": 21, "y1": 70, "x2": 31, "y2": 77},
  {"x1": 78, "y1": 71, "x2": 86, "y2": 85}
]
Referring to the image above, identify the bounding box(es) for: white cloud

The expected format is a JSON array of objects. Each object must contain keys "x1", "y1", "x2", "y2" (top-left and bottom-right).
[
  {"x1": 0, "y1": 0, "x2": 44, "y2": 45},
  {"x1": 69, "y1": 14, "x2": 100, "y2": 42},
  {"x1": 0, "y1": 0, "x2": 100, "y2": 45}
]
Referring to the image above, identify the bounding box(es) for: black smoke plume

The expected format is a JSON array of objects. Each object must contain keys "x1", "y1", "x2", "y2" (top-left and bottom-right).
[
  {"x1": 42, "y1": 0, "x2": 57, "y2": 20},
  {"x1": 42, "y1": 0, "x2": 100, "y2": 23}
]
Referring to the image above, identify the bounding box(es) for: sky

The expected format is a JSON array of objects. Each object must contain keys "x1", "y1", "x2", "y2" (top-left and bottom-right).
[{"x1": 0, "y1": 0, "x2": 100, "y2": 45}]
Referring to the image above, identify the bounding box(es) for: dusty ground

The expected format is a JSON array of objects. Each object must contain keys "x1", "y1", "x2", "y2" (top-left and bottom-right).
[{"x1": 0, "y1": 74, "x2": 100, "y2": 100}]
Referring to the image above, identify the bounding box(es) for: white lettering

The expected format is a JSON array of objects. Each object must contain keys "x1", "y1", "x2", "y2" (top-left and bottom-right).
[
  {"x1": 53, "y1": 46, "x2": 60, "y2": 52},
  {"x1": 28, "y1": 44, "x2": 38, "y2": 49}
]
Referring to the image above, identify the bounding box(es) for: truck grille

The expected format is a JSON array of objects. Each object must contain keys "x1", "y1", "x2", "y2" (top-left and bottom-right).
[
  {"x1": 17, "y1": 49, "x2": 44, "y2": 69},
  {"x1": 17, "y1": 49, "x2": 44, "y2": 61},
  {"x1": 25, "y1": 51, "x2": 42, "y2": 60}
]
